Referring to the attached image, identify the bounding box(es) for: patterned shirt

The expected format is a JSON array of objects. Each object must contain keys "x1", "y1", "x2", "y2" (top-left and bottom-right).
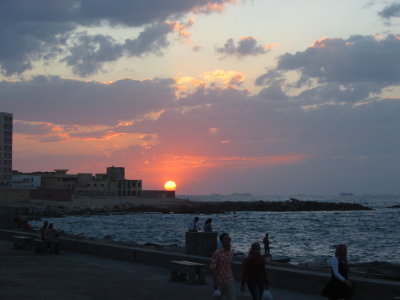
[{"x1": 210, "y1": 247, "x2": 234, "y2": 284}]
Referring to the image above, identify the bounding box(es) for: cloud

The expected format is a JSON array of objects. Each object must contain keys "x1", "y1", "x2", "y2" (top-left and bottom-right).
[
  {"x1": 63, "y1": 22, "x2": 175, "y2": 77},
  {"x1": 255, "y1": 35, "x2": 400, "y2": 105},
  {"x1": 0, "y1": 21, "x2": 73, "y2": 75},
  {"x1": 378, "y1": 2, "x2": 400, "y2": 19},
  {"x1": 278, "y1": 35, "x2": 400, "y2": 84},
  {"x1": 0, "y1": 75, "x2": 175, "y2": 124},
  {"x1": 0, "y1": 0, "x2": 238, "y2": 76},
  {"x1": 63, "y1": 34, "x2": 124, "y2": 77},
  {"x1": 3, "y1": 69, "x2": 400, "y2": 193},
  {"x1": 216, "y1": 36, "x2": 274, "y2": 58},
  {"x1": 124, "y1": 22, "x2": 173, "y2": 56}
]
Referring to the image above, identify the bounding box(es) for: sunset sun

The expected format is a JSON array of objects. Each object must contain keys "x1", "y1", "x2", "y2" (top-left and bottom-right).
[{"x1": 164, "y1": 181, "x2": 177, "y2": 191}]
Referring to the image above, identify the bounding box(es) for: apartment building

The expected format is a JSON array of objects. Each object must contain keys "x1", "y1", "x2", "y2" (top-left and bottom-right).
[{"x1": 0, "y1": 112, "x2": 13, "y2": 188}]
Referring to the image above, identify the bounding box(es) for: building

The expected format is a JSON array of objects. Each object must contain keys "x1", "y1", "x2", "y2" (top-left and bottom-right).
[
  {"x1": 11, "y1": 171, "x2": 42, "y2": 189},
  {"x1": 38, "y1": 167, "x2": 142, "y2": 197},
  {"x1": 0, "y1": 112, "x2": 13, "y2": 188}
]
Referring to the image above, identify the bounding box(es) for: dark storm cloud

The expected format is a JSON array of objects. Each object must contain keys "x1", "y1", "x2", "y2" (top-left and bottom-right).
[
  {"x1": 0, "y1": 0, "x2": 236, "y2": 76},
  {"x1": 216, "y1": 36, "x2": 270, "y2": 58},
  {"x1": 378, "y1": 2, "x2": 400, "y2": 19}
]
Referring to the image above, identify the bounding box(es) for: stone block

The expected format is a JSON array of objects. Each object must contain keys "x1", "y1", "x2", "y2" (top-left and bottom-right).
[{"x1": 185, "y1": 232, "x2": 217, "y2": 257}]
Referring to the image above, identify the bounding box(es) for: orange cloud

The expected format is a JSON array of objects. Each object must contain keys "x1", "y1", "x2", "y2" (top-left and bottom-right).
[
  {"x1": 175, "y1": 70, "x2": 245, "y2": 97},
  {"x1": 193, "y1": 0, "x2": 237, "y2": 14},
  {"x1": 311, "y1": 37, "x2": 329, "y2": 48},
  {"x1": 209, "y1": 127, "x2": 218, "y2": 134},
  {"x1": 167, "y1": 18, "x2": 199, "y2": 50},
  {"x1": 264, "y1": 43, "x2": 279, "y2": 50}
]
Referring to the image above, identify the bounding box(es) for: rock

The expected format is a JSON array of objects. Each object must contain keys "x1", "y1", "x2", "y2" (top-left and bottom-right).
[{"x1": 388, "y1": 204, "x2": 400, "y2": 208}]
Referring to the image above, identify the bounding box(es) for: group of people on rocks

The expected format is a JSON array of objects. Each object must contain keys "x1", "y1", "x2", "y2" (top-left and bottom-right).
[
  {"x1": 209, "y1": 230, "x2": 353, "y2": 300},
  {"x1": 39, "y1": 221, "x2": 62, "y2": 254}
]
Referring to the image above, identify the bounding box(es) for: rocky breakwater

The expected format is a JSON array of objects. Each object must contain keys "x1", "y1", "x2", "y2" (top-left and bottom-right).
[
  {"x1": 152, "y1": 198, "x2": 372, "y2": 214},
  {"x1": 9, "y1": 197, "x2": 372, "y2": 218},
  {"x1": 59, "y1": 198, "x2": 371, "y2": 215}
]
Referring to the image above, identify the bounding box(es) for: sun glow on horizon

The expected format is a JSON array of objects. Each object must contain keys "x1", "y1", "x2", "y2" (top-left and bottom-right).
[{"x1": 164, "y1": 180, "x2": 177, "y2": 191}]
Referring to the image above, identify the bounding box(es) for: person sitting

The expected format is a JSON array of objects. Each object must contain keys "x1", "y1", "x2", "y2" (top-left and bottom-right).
[{"x1": 187, "y1": 217, "x2": 201, "y2": 232}]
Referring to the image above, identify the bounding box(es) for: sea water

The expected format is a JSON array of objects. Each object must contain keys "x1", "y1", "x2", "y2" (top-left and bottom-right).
[{"x1": 31, "y1": 194, "x2": 400, "y2": 265}]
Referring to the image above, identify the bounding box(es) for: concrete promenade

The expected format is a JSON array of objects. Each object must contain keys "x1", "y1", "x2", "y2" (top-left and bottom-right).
[{"x1": 0, "y1": 239, "x2": 322, "y2": 300}]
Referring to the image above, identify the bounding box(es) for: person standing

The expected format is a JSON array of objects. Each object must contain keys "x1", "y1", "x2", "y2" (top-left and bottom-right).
[
  {"x1": 262, "y1": 234, "x2": 270, "y2": 255},
  {"x1": 322, "y1": 244, "x2": 354, "y2": 300},
  {"x1": 39, "y1": 221, "x2": 49, "y2": 241},
  {"x1": 187, "y1": 217, "x2": 201, "y2": 232},
  {"x1": 204, "y1": 218, "x2": 213, "y2": 232},
  {"x1": 241, "y1": 242, "x2": 269, "y2": 300},
  {"x1": 210, "y1": 233, "x2": 236, "y2": 300}
]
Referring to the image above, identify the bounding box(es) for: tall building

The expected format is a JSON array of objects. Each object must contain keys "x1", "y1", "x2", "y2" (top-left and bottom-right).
[{"x1": 0, "y1": 112, "x2": 13, "y2": 188}]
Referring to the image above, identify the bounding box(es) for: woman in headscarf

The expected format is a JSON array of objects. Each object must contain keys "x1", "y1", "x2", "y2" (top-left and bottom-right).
[
  {"x1": 241, "y1": 242, "x2": 269, "y2": 300},
  {"x1": 322, "y1": 244, "x2": 354, "y2": 300}
]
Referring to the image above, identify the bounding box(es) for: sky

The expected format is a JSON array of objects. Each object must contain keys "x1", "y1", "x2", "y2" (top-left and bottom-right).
[{"x1": 1, "y1": 0, "x2": 400, "y2": 195}]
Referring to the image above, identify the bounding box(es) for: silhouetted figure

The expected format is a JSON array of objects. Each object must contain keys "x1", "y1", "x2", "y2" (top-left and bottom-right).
[
  {"x1": 241, "y1": 242, "x2": 270, "y2": 300},
  {"x1": 210, "y1": 233, "x2": 236, "y2": 300},
  {"x1": 187, "y1": 217, "x2": 201, "y2": 232},
  {"x1": 39, "y1": 221, "x2": 49, "y2": 241},
  {"x1": 44, "y1": 223, "x2": 61, "y2": 254},
  {"x1": 14, "y1": 216, "x2": 32, "y2": 231},
  {"x1": 204, "y1": 218, "x2": 213, "y2": 232},
  {"x1": 322, "y1": 244, "x2": 354, "y2": 299},
  {"x1": 262, "y1": 234, "x2": 270, "y2": 255}
]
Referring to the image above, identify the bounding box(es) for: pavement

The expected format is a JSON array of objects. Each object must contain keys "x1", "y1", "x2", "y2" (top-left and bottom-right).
[{"x1": 0, "y1": 239, "x2": 323, "y2": 300}]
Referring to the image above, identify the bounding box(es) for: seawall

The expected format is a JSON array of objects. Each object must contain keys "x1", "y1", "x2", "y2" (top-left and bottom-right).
[{"x1": 1, "y1": 229, "x2": 399, "y2": 299}]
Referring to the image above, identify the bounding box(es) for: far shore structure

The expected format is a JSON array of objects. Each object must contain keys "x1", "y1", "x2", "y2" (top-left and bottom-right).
[{"x1": 2, "y1": 167, "x2": 175, "y2": 201}]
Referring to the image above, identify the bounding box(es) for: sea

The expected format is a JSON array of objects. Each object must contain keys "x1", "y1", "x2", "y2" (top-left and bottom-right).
[{"x1": 31, "y1": 194, "x2": 400, "y2": 265}]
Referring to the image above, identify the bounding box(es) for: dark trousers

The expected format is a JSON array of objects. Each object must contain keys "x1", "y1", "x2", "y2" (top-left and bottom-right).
[{"x1": 247, "y1": 281, "x2": 264, "y2": 300}]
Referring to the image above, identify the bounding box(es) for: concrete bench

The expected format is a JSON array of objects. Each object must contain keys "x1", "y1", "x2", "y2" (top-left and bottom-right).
[
  {"x1": 13, "y1": 235, "x2": 34, "y2": 250},
  {"x1": 169, "y1": 260, "x2": 206, "y2": 285}
]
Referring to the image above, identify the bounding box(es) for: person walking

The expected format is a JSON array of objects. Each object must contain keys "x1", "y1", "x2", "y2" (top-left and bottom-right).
[
  {"x1": 241, "y1": 242, "x2": 269, "y2": 300},
  {"x1": 322, "y1": 244, "x2": 354, "y2": 300},
  {"x1": 210, "y1": 233, "x2": 236, "y2": 300}
]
